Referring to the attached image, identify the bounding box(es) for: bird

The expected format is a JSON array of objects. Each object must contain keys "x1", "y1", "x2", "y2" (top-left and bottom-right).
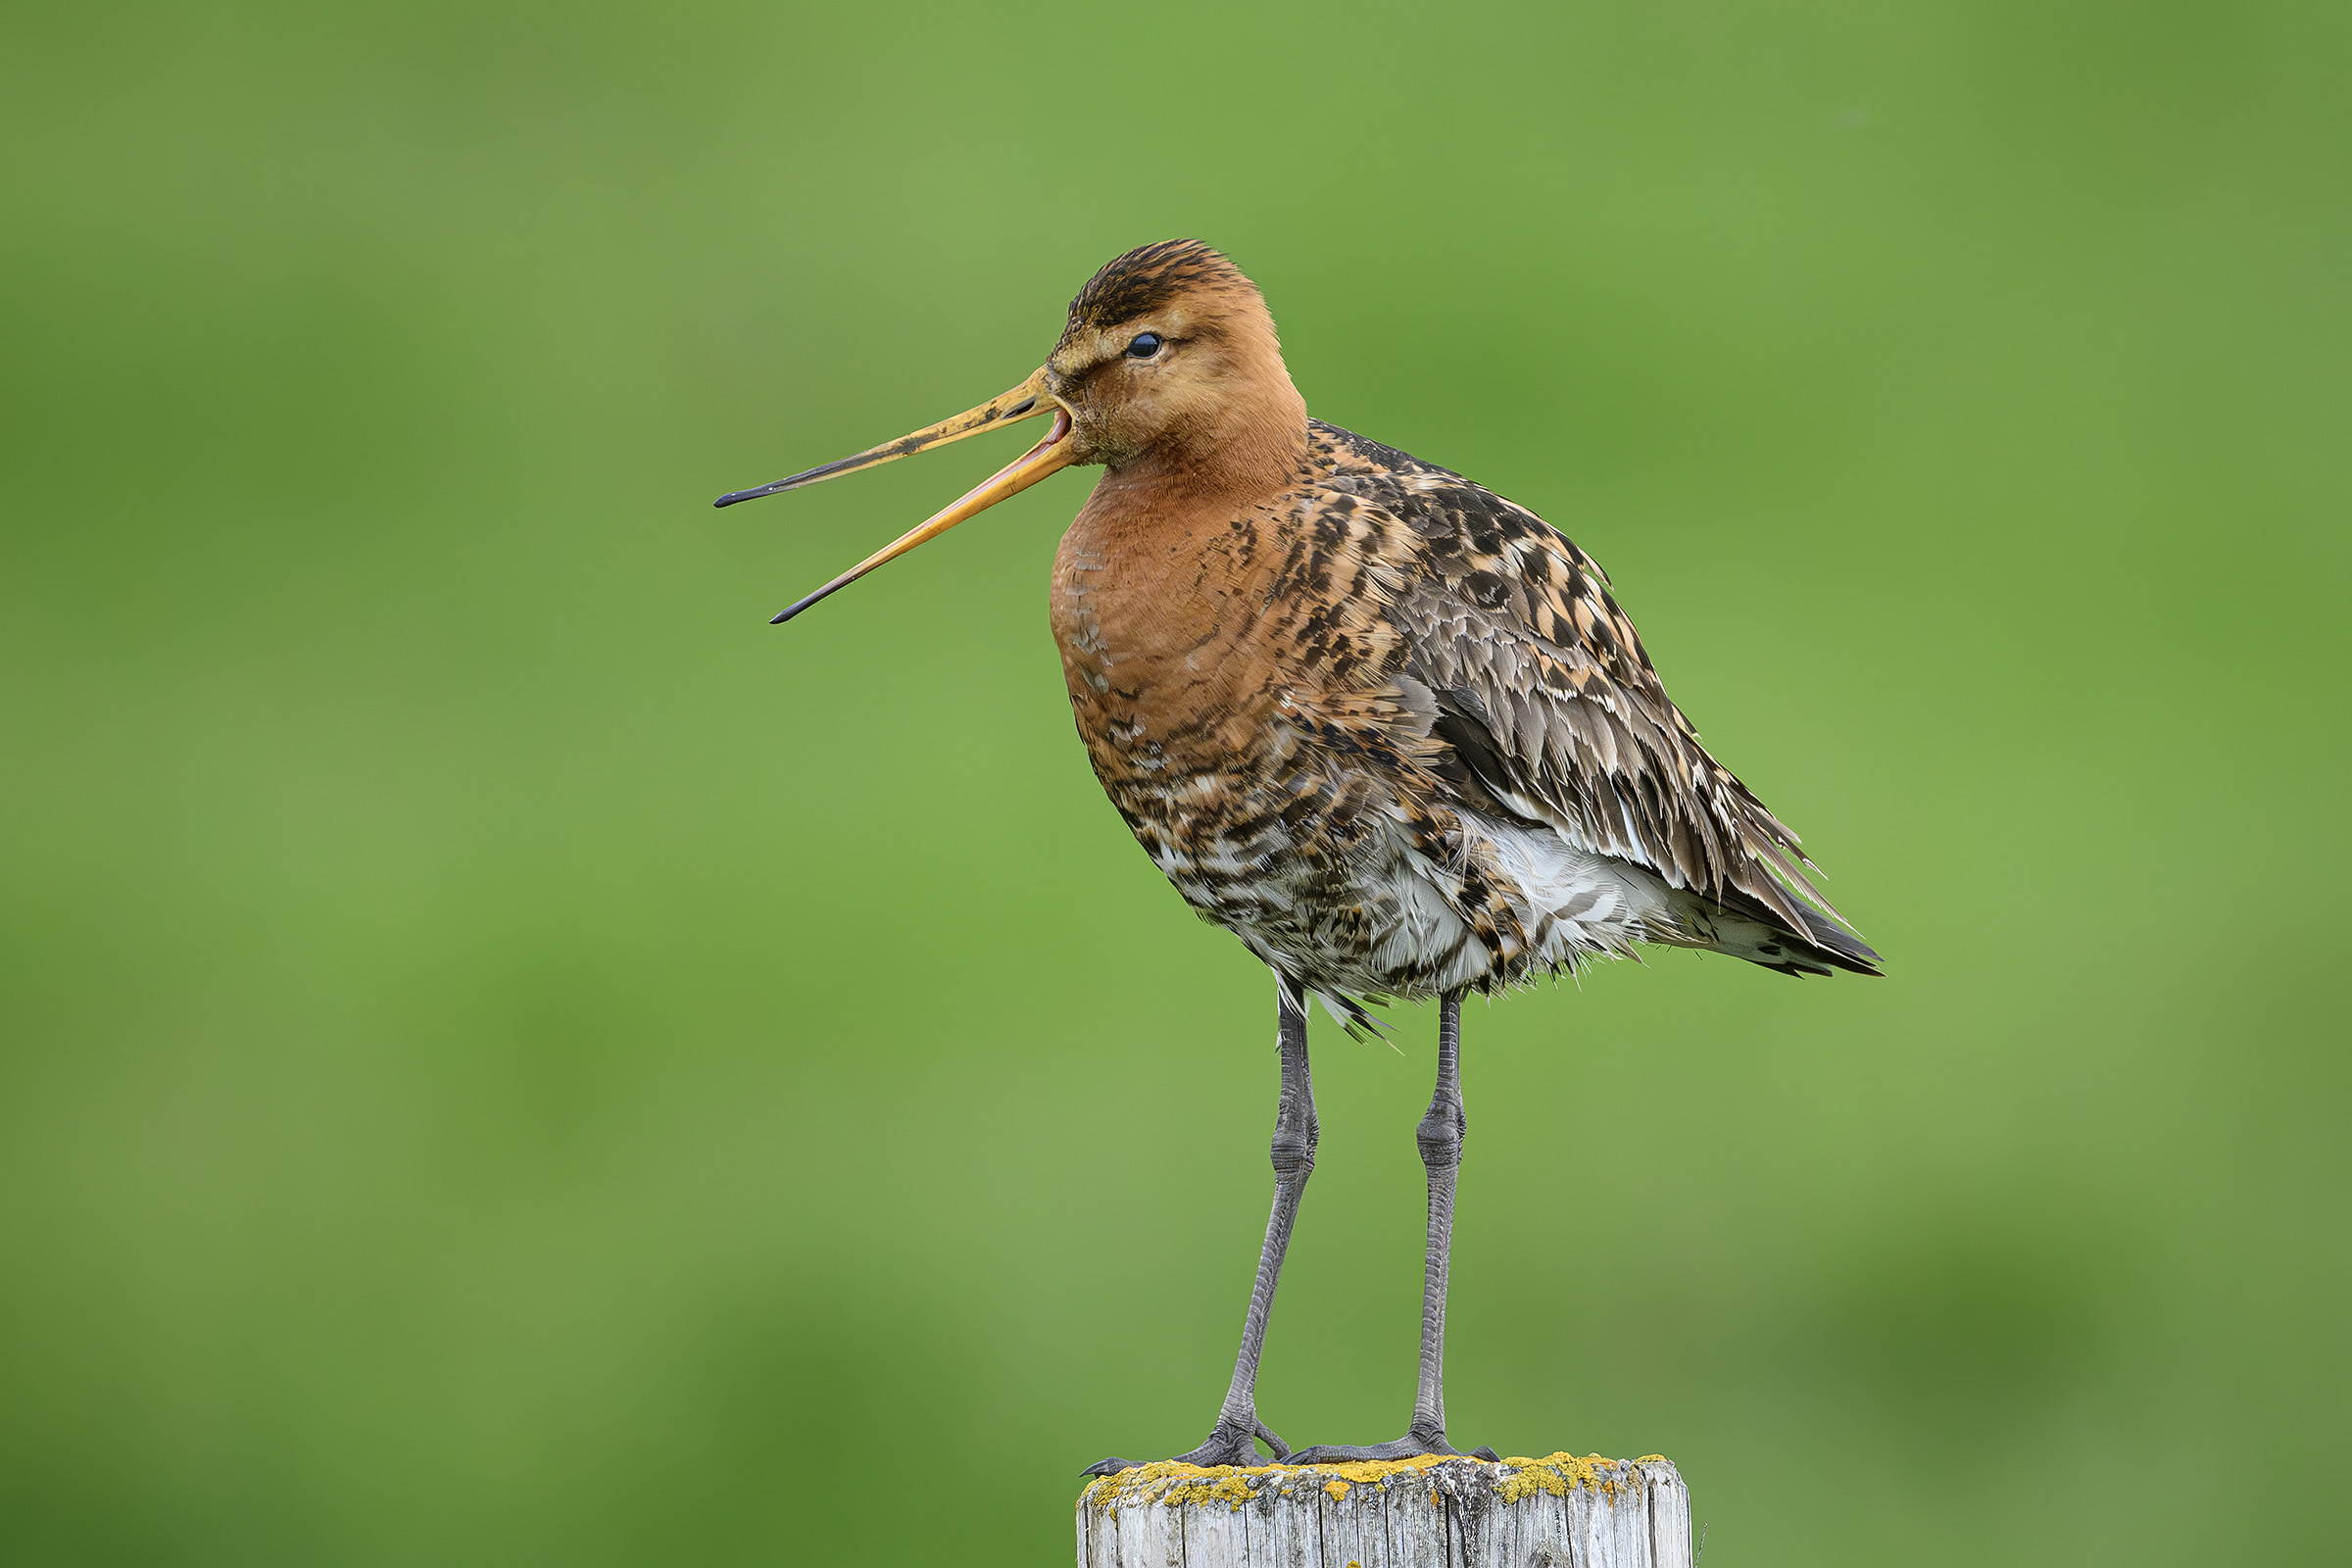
[{"x1": 715, "y1": 239, "x2": 1878, "y2": 1475}]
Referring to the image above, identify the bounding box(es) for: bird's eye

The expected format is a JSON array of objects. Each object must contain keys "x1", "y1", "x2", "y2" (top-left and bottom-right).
[{"x1": 1125, "y1": 332, "x2": 1164, "y2": 359}]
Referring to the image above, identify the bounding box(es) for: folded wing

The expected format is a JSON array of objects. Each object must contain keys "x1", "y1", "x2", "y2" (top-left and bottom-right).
[{"x1": 1303, "y1": 421, "x2": 1877, "y2": 974}]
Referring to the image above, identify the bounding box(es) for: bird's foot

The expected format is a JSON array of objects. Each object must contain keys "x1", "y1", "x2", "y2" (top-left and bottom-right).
[
  {"x1": 1082, "y1": 1415, "x2": 1291, "y2": 1477},
  {"x1": 1288, "y1": 1429, "x2": 1499, "y2": 1465}
]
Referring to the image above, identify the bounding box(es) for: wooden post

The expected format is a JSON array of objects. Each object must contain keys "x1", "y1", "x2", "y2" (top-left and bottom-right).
[{"x1": 1077, "y1": 1452, "x2": 1692, "y2": 1568}]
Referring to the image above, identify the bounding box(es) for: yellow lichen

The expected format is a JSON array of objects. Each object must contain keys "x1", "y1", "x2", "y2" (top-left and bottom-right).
[
  {"x1": 1493, "y1": 1451, "x2": 1625, "y2": 1504},
  {"x1": 1165, "y1": 1471, "x2": 1257, "y2": 1511},
  {"x1": 1081, "y1": 1460, "x2": 1266, "y2": 1517},
  {"x1": 1077, "y1": 1449, "x2": 1664, "y2": 1516},
  {"x1": 1303, "y1": 1451, "x2": 1459, "y2": 1486}
]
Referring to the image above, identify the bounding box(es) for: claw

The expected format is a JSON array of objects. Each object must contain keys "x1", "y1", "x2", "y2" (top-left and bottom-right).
[
  {"x1": 1084, "y1": 1415, "x2": 1282, "y2": 1477},
  {"x1": 1287, "y1": 1433, "x2": 1496, "y2": 1464}
]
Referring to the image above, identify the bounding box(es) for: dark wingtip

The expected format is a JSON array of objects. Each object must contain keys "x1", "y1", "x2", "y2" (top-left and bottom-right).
[{"x1": 1795, "y1": 905, "x2": 1885, "y2": 976}]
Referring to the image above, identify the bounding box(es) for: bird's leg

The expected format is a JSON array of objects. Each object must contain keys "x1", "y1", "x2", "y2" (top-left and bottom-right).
[
  {"x1": 1291, "y1": 993, "x2": 1498, "y2": 1465},
  {"x1": 1083, "y1": 988, "x2": 1315, "y2": 1476}
]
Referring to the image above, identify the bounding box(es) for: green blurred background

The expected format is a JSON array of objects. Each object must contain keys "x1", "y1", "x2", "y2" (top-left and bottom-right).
[{"x1": 3, "y1": 1, "x2": 2344, "y2": 1562}]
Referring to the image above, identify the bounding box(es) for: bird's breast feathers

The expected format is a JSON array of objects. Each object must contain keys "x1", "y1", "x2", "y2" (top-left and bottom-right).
[{"x1": 1048, "y1": 419, "x2": 1860, "y2": 995}]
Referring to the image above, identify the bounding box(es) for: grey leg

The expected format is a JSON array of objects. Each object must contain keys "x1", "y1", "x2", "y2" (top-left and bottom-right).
[
  {"x1": 1291, "y1": 993, "x2": 1497, "y2": 1464},
  {"x1": 1084, "y1": 985, "x2": 1315, "y2": 1475}
]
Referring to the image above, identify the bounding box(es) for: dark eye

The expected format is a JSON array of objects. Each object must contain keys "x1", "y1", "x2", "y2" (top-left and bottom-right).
[{"x1": 1125, "y1": 332, "x2": 1163, "y2": 359}]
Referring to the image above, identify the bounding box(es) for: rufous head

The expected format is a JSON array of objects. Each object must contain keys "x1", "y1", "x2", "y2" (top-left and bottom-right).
[
  {"x1": 716, "y1": 240, "x2": 1305, "y2": 624},
  {"x1": 1044, "y1": 240, "x2": 1305, "y2": 475}
]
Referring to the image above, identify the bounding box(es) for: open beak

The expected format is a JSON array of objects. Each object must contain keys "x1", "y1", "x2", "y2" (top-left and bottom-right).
[{"x1": 712, "y1": 368, "x2": 1076, "y2": 624}]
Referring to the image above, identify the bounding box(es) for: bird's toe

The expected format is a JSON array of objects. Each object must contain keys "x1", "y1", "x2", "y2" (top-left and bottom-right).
[
  {"x1": 1080, "y1": 1417, "x2": 1287, "y2": 1476},
  {"x1": 1288, "y1": 1435, "x2": 1497, "y2": 1464}
]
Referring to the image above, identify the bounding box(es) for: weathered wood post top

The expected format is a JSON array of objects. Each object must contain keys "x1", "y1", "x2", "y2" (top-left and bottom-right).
[{"x1": 1078, "y1": 1451, "x2": 1693, "y2": 1568}]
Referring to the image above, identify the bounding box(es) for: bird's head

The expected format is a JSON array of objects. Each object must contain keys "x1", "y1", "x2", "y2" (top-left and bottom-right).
[
  {"x1": 717, "y1": 240, "x2": 1304, "y2": 624},
  {"x1": 1044, "y1": 240, "x2": 1305, "y2": 473}
]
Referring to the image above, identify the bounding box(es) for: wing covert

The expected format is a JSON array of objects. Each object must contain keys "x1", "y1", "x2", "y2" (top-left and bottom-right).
[{"x1": 1297, "y1": 426, "x2": 1839, "y2": 934}]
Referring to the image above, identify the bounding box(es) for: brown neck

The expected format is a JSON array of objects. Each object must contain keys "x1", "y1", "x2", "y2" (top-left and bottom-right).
[{"x1": 1113, "y1": 341, "x2": 1311, "y2": 505}]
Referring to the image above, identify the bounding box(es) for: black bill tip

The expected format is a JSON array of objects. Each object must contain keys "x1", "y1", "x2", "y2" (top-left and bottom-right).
[
  {"x1": 714, "y1": 446, "x2": 901, "y2": 509},
  {"x1": 714, "y1": 475, "x2": 810, "y2": 508},
  {"x1": 768, "y1": 584, "x2": 837, "y2": 624}
]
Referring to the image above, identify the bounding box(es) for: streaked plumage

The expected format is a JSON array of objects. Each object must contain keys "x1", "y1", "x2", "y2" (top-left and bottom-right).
[
  {"x1": 1043, "y1": 248, "x2": 1876, "y2": 1033},
  {"x1": 718, "y1": 238, "x2": 1877, "y2": 1473}
]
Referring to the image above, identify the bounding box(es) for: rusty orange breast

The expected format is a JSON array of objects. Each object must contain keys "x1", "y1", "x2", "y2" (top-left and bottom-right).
[{"x1": 1049, "y1": 475, "x2": 1295, "y2": 783}]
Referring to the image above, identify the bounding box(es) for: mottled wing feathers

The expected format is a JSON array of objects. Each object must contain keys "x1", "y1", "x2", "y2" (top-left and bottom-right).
[{"x1": 1300, "y1": 421, "x2": 1873, "y2": 968}]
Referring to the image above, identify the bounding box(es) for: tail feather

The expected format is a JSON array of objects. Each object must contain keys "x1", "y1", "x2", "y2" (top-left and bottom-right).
[
  {"x1": 1791, "y1": 904, "x2": 1882, "y2": 976},
  {"x1": 1664, "y1": 886, "x2": 1883, "y2": 978}
]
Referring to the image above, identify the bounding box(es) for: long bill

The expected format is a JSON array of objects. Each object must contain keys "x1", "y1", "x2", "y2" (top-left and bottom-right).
[
  {"x1": 713, "y1": 368, "x2": 1058, "y2": 508},
  {"x1": 762, "y1": 402, "x2": 1074, "y2": 624}
]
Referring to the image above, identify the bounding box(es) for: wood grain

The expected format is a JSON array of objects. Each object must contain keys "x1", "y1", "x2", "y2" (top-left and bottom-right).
[{"x1": 1076, "y1": 1452, "x2": 1692, "y2": 1568}]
